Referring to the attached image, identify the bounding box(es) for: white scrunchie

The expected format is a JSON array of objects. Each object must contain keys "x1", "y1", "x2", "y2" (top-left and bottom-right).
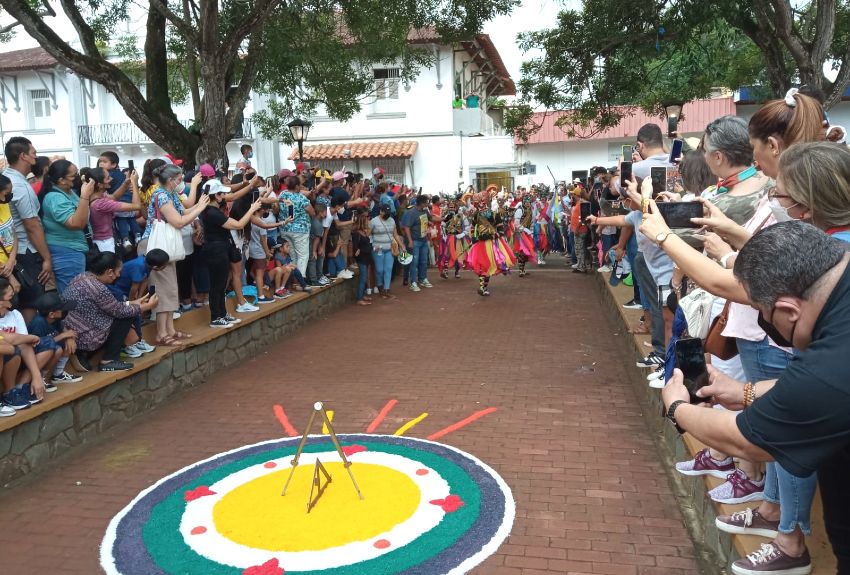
[{"x1": 784, "y1": 87, "x2": 799, "y2": 107}]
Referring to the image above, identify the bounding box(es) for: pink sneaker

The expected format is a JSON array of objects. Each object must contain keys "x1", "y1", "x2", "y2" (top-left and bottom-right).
[
  {"x1": 709, "y1": 468, "x2": 765, "y2": 504},
  {"x1": 675, "y1": 448, "x2": 735, "y2": 479}
]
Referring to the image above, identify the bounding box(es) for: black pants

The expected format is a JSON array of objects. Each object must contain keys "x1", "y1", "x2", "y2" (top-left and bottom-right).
[
  {"x1": 176, "y1": 252, "x2": 195, "y2": 302},
  {"x1": 101, "y1": 317, "x2": 134, "y2": 362},
  {"x1": 204, "y1": 241, "x2": 230, "y2": 321}
]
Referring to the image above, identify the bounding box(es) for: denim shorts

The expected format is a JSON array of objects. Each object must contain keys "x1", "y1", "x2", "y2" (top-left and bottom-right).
[{"x1": 34, "y1": 336, "x2": 62, "y2": 355}]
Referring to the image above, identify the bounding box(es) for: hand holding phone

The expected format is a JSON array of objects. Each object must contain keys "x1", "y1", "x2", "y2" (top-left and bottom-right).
[
  {"x1": 674, "y1": 337, "x2": 710, "y2": 404},
  {"x1": 148, "y1": 285, "x2": 156, "y2": 296},
  {"x1": 127, "y1": 159, "x2": 135, "y2": 173}
]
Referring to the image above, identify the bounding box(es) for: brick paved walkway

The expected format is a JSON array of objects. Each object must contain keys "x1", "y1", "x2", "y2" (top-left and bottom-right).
[{"x1": 0, "y1": 267, "x2": 701, "y2": 574}]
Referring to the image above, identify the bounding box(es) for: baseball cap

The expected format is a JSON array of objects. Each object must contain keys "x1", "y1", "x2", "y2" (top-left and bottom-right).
[
  {"x1": 332, "y1": 170, "x2": 346, "y2": 182},
  {"x1": 37, "y1": 292, "x2": 77, "y2": 315},
  {"x1": 199, "y1": 163, "x2": 216, "y2": 177},
  {"x1": 164, "y1": 153, "x2": 183, "y2": 166},
  {"x1": 373, "y1": 167, "x2": 385, "y2": 178},
  {"x1": 277, "y1": 168, "x2": 294, "y2": 179},
  {"x1": 202, "y1": 180, "x2": 229, "y2": 195}
]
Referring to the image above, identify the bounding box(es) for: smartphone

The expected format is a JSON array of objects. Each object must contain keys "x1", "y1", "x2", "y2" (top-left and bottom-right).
[
  {"x1": 666, "y1": 166, "x2": 682, "y2": 194},
  {"x1": 650, "y1": 166, "x2": 666, "y2": 196},
  {"x1": 619, "y1": 161, "x2": 632, "y2": 185},
  {"x1": 668, "y1": 139, "x2": 683, "y2": 164},
  {"x1": 287, "y1": 204, "x2": 294, "y2": 219},
  {"x1": 148, "y1": 285, "x2": 156, "y2": 296},
  {"x1": 621, "y1": 145, "x2": 632, "y2": 161},
  {"x1": 251, "y1": 190, "x2": 260, "y2": 202},
  {"x1": 579, "y1": 202, "x2": 591, "y2": 222},
  {"x1": 127, "y1": 159, "x2": 135, "y2": 173},
  {"x1": 674, "y1": 337, "x2": 709, "y2": 403},
  {"x1": 656, "y1": 201, "x2": 703, "y2": 228}
]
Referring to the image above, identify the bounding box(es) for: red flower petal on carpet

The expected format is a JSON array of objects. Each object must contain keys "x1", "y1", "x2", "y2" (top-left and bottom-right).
[
  {"x1": 184, "y1": 486, "x2": 217, "y2": 502},
  {"x1": 429, "y1": 494, "x2": 465, "y2": 513},
  {"x1": 341, "y1": 445, "x2": 367, "y2": 456},
  {"x1": 243, "y1": 558, "x2": 284, "y2": 575}
]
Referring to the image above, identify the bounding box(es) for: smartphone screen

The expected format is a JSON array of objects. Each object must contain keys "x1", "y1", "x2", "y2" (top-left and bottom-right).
[
  {"x1": 579, "y1": 202, "x2": 591, "y2": 221},
  {"x1": 674, "y1": 337, "x2": 709, "y2": 403},
  {"x1": 650, "y1": 166, "x2": 666, "y2": 195},
  {"x1": 666, "y1": 167, "x2": 682, "y2": 194},
  {"x1": 148, "y1": 285, "x2": 156, "y2": 296},
  {"x1": 127, "y1": 159, "x2": 135, "y2": 173},
  {"x1": 251, "y1": 190, "x2": 260, "y2": 202},
  {"x1": 621, "y1": 145, "x2": 632, "y2": 161},
  {"x1": 656, "y1": 201, "x2": 703, "y2": 228},
  {"x1": 619, "y1": 161, "x2": 632, "y2": 185},
  {"x1": 287, "y1": 204, "x2": 294, "y2": 218},
  {"x1": 669, "y1": 139, "x2": 683, "y2": 164}
]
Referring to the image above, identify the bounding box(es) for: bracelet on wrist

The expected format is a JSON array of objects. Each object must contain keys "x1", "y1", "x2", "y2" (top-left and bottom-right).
[{"x1": 743, "y1": 382, "x2": 756, "y2": 408}]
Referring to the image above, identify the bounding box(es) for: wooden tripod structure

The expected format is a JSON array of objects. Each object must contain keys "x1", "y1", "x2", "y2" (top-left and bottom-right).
[{"x1": 281, "y1": 402, "x2": 364, "y2": 512}]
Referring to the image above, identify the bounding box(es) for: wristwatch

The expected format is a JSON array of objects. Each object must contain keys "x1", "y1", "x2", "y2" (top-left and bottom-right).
[
  {"x1": 666, "y1": 400, "x2": 688, "y2": 426},
  {"x1": 655, "y1": 231, "x2": 671, "y2": 245}
]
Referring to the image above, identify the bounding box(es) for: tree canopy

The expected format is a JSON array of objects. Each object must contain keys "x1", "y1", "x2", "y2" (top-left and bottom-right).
[
  {"x1": 0, "y1": 0, "x2": 516, "y2": 166},
  {"x1": 506, "y1": 0, "x2": 850, "y2": 141}
]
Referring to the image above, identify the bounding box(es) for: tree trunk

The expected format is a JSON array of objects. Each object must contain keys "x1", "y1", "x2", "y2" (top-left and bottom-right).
[
  {"x1": 144, "y1": 3, "x2": 171, "y2": 115},
  {"x1": 182, "y1": 0, "x2": 202, "y2": 119},
  {"x1": 196, "y1": 56, "x2": 229, "y2": 168}
]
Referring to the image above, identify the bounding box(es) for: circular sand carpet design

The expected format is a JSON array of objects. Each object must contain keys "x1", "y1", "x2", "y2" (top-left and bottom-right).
[{"x1": 101, "y1": 434, "x2": 514, "y2": 574}]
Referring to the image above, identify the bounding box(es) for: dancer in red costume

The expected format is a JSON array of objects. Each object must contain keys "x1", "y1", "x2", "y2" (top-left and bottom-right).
[
  {"x1": 439, "y1": 195, "x2": 470, "y2": 279},
  {"x1": 465, "y1": 189, "x2": 515, "y2": 296},
  {"x1": 512, "y1": 194, "x2": 536, "y2": 277}
]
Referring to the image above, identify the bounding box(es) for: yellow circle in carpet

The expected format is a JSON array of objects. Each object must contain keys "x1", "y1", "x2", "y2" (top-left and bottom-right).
[{"x1": 212, "y1": 462, "x2": 420, "y2": 551}]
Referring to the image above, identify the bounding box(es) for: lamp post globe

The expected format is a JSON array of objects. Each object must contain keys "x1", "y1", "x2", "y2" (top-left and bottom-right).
[{"x1": 288, "y1": 118, "x2": 312, "y2": 162}]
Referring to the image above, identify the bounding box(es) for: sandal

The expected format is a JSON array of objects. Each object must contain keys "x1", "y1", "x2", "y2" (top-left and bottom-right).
[
  {"x1": 356, "y1": 300, "x2": 372, "y2": 306},
  {"x1": 173, "y1": 331, "x2": 193, "y2": 340},
  {"x1": 156, "y1": 335, "x2": 180, "y2": 346}
]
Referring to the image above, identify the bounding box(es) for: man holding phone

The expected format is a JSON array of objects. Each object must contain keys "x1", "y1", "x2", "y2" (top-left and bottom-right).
[{"x1": 662, "y1": 223, "x2": 850, "y2": 574}]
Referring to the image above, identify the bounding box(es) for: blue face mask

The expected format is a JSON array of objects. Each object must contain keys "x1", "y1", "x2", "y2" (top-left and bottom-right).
[{"x1": 247, "y1": 152, "x2": 254, "y2": 159}]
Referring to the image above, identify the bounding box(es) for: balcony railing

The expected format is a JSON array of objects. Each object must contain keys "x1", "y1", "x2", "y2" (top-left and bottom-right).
[{"x1": 78, "y1": 119, "x2": 253, "y2": 147}]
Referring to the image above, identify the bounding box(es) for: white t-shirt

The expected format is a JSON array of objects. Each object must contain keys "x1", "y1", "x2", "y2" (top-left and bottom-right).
[{"x1": 0, "y1": 309, "x2": 27, "y2": 335}]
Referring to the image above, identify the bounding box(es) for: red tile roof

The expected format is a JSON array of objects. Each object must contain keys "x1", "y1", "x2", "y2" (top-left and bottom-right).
[
  {"x1": 464, "y1": 35, "x2": 516, "y2": 96},
  {"x1": 0, "y1": 47, "x2": 57, "y2": 73},
  {"x1": 288, "y1": 141, "x2": 418, "y2": 161},
  {"x1": 516, "y1": 97, "x2": 737, "y2": 144}
]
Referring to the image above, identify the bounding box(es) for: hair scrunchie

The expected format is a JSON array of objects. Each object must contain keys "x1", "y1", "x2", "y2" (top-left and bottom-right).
[{"x1": 784, "y1": 87, "x2": 799, "y2": 107}]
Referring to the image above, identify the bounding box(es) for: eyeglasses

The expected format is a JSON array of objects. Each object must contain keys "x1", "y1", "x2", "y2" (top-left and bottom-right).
[{"x1": 767, "y1": 187, "x2": 792, "y2": 200}]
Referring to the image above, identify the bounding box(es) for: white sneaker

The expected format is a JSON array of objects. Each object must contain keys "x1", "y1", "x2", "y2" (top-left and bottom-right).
[
  {"x1": 647, "y1": 367, "x2": 665, "y2": 381},
  {"x1": 338, "y1": 270, "x2": 354, "y2": 279},
  {"x1": 0, "y1": 403, "x2": 16, "y2": 417},
  {"x1": 122, "y1": 345, "x2": 143, "y2": 358},
  {"x1": 648, "y1": 374, "x2": 666, "y2": 389},
  {"x1": 366, "y1": 288, "x2": 372, "y2": 295},
  {"x1": 420, "y1": 279, "x2": 433, "y2": 288},
  {"x1": 571, "y1": 263, "x2": 579, "y2": 269},
  {"x1": 173, "y1": 311, "x2": 182, "y2": 320},
  {"x1": 236, "y1": 302, "x2": 259, "y2": 313},
  {"x1": 598, "y1": 264, "x2": 612, "y2": 273},
  {"x1": 318, "y1": 276, "x2": 331, "y2": 286},
  {"x1": 409, "y1": 282, "x2": 421, "y2": 292},
  {"x1": 135, "y1": 339, "x2": 156, "y2": 354}
]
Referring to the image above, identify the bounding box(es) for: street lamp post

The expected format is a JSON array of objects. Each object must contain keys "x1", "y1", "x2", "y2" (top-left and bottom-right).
[
  {"x1": 288, "y1": 118, "x2": 312, "y2": 163},
  {"x1": 663, "y1": 102, "x2": 684, "y2": 137}
]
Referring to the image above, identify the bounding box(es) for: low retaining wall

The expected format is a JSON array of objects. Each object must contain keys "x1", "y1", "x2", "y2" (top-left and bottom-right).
[{"x1": 0, "y1": 280, "x2": 355, "y2": 486}]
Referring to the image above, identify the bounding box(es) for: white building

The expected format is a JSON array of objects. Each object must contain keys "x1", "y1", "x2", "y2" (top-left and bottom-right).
[
  {"x1": 287, "y1": 31, "x2": 518, "y2": 194},
  {"x1": 0, "y1": 31, "x2": 521, "y2": 194}
]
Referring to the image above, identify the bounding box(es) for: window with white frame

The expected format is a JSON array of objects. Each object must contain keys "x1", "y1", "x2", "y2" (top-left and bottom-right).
[
  {"x1": 373, "y1": 68, "x2": 400, "y2": 100},
  {"x1": 29, "y1": 89, "x2": 52, "y2": 130}
]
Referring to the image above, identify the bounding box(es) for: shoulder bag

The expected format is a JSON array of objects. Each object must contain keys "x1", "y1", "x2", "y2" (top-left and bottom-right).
[{"x1": 146, "y1": 191, "x2": 186, "y2": 262}]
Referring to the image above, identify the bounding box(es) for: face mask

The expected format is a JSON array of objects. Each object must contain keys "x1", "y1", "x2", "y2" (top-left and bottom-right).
[
  {"x1": 769, "y1": 198, "x2": 797, "y2": 223},
  {"x1": 757, "y1": 310, "x2": 795, "y2": 348},
  {"x1": 247, "y1": 152, "x2": 254, "y2": 159}
]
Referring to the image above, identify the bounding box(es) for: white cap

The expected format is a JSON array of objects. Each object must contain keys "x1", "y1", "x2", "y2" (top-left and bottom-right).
[{"x1": 203, "y1": 180, "x2": 228, "y2": 195}]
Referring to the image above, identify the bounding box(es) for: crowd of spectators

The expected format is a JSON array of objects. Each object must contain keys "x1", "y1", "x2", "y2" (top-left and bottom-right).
[{"x1": 573, "y1": 86, "x2": 850, "y2": 575}]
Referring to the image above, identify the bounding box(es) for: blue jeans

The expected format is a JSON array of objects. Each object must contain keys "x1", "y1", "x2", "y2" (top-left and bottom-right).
[
  {"x1": 410, "y1": 239, "x2": 429, "y2": 284},
  {"x1": 327, "y1": 251, "x2": 346, "y2": 277},
  {"x1": 114, "y1": 216, "x2": 139, "y2": 241},
  {"x1": 738, "y1": 336, "x2": 815, "y2": 534},
  {"x1": 626, "y1": 233, "x2": 641, "y2": 303},
  {"x1": 356, "y1": 263, "x2": 369, "y2": 299},
  {"x1": 372, "y1": 249, "x2": 394, "y2": 290},
  {"x1": 50, "y1": 245, "x2": 86, "y2": 294},
  {"x1": 601, "y1": 233, "x2": 616, "y2": 265},
  {"x1": 634, "y1": 252, "x2": 663, "y2": 355}
]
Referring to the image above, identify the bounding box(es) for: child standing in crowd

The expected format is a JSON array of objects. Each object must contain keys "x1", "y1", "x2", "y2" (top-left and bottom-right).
[
  {"x1": 97, "y1": 151, "x2": 137, "y2": 249},
  {"x1": 273, "y1": 240, "x2": 310, "y2": 296},
  {"x1": 570, "y1": 189, "x2": 591, "y2": 273},
  {"x1": 27, "y1": 292, "x2": 82, "y2": 388},
  {"x1": 351, "y1": 210, "x2": 373, "y2": 306},
  {"x1": 308, "y1": 202, "x2": 329, "y2": 286}
]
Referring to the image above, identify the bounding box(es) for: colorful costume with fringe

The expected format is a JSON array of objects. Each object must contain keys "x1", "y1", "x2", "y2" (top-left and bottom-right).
[
  {"x1": 467, "y1": 208, "x2": 515, "y2": 291},
  {"x1": 512, "y1": 199, "x2": 535, "y2": 276},
  {"x1": 439, "y1": 208, "x2": 470, "y2": 275}
]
